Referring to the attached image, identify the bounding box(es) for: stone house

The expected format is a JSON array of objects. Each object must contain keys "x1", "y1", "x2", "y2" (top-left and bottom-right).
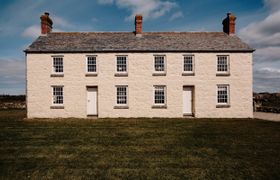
[{"x1": 25, "y1": 12, "x2": 254, "y2": 118}]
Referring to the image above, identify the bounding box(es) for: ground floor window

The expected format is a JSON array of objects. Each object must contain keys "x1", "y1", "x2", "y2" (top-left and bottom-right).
[
  {"x1": 116, "y1": 86, "x2": 128, "y2": 105},
  {"x1": 154, "y1": 86, "x2": 166, "y2": 105},
  {"x1": 52, "y1": 86, "x2": 63, "y2": 105},
  {"x1": 217, "y1": 85, "x2": 229, "y2": 105}
]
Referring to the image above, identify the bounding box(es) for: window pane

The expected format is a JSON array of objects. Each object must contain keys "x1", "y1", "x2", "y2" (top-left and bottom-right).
[
  {"x1": 154, "y1": 86, "x2": 165, "y2": 104},
  {"x1": 217, "y1": 56, "x2": 228, "y2": 72},
  {"x1": 87, "y1": 57, "x2": 96, "y2": 72},
  {"x1": 116, "y1": 86, "x2": 127, "y2": 105},
  {"x1": 116, "y1": 56, "x2": 127, "y2": 72},
  {"x1": 217, "y1": 85, "x2": 229, "y2": 104},
  {"x1": 184, "y1": 56, "x2": 193, "y2": 72},
  {"x1": 53, "y1": 86, "x2": 63, "y2": 104},
  {"x1": 154, "y1": 56, "x2": 165, "y2": 72},
  {"x1": 53, "y1": 57, "x2": 63, "y2": 73}
]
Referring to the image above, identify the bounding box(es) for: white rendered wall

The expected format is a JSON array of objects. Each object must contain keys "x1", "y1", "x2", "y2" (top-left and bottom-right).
[{"x1": 26, "y1": 52, "x2": 253, "y2": 118}]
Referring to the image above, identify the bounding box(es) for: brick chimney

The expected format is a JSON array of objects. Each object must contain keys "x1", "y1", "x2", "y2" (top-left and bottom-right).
[
  {"x1": 40, "y1": 12, "x2": 53, "y2": 35},
  {"x1": 222, "y1": 12, "x2": 236, "y2": 35},
  {"x1": 135, "y1": 14, "x2": 143, "y2": 37}
]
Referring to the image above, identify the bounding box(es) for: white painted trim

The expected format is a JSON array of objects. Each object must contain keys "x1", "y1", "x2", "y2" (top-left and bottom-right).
[
  {"x1": 182, "y1": 55, "x2": 195, "y2": 74},
  {"x1": 153, "y1": 55, "x2": 167, "y2": 74},
  {"x1": 115, "y1": 55, "x2": 128, "y2": 74},
  {"x1": 216, "y1": 84, "x2": 230, "y2": 105},
  {"x1": 85, "y1": 55, "x2": 98, "y2": 75},
  {"x1": 153, "y1": 85, "x2": 167, "y2": 106},
  {"x1": 115, "y1": 85, "x2": 129, "y2": 107}
]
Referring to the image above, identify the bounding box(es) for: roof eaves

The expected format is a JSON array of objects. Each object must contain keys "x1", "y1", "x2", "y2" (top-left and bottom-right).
[{"x1": 24, "y1": 49, "x2": 255, "y2": 53}]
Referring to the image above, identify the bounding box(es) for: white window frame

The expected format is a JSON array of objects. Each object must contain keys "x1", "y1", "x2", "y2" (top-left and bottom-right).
[
  {"x1": 183, "y1": 55, "x2": 194, "y2": 74},
  {"x1": 153, "y1": 85, "x2": 166, "y2": 106},
  {"x1": 217, "y1": 84, "x2": 230, "y2": 105},
  {"x1": 52, "y1": 86, "x2": 64, "y2": 106},
  {"x1": 115, "y1": 85, "x2": 128, "y2": 107},
  {"x1": 217, "y1": 55, "x2": 230, "y2": 75},
  {"x1": 86, "y1": 55, "x2": 97, "y2": 75},
  {"x1": 153, "y1": 55, "x2": 166, "y2": 75},
  {"x1": 52, "y1": 56, "x2": 64, "y2": 74},
  {"x1": 115, "y1": 56, "x2": 128, "y2": 75}
]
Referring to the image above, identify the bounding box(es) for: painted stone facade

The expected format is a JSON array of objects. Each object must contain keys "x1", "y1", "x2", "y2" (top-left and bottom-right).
[{"x1": 26, "y1": 52, "x2": 253, "y2": 118}]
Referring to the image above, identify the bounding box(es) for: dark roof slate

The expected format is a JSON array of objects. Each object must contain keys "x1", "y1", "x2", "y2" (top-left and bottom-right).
[{"x1": 25, "y1": 32, "x2": 254, "y2": 53}]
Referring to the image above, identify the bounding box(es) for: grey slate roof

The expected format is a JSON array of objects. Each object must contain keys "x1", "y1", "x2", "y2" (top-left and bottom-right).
[{"x1": 25, "y1": 32, "x2": 254, "y2": 53}]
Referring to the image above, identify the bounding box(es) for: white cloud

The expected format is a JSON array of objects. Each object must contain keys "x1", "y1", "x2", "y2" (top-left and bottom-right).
[
  {"x1": 239, "y1": 10, "x2": 280, "y2": 47},
  {"x1": 21, "y1": 16, "x2": 66, "y2": 39},
  {"x1": 169, "y1": 11, "x2": 183, "y2": 21},
  {"x1": 21, "y1": 25, "x2": 40, "y2": 39},
  {"x1": 255, "y1": 67, "x2": 280, "y2": 79},
  {"x1": 52, "y1": 15, "x2": 75, "y2": 29},
  {"x1": 255, "y1": 46, "x2": 280, "y2": 61},
  {"x1": 239, "y1": 0, "x2": 280, "y2": 92},
  {"x1": 254, "y1": 67, "x2": 280, "y2": 92},
  {"x1": 97, "y1": 0, "x2": 178, "y2": 20},
  {"x1": 264, "y1": 0, "x2": 280, "y2": 12}
]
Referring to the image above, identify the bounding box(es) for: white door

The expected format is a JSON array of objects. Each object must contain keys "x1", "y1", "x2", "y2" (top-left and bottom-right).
[
  {"x1": 87, "y1": 88, "x2": 97, "y2": 115},
  {"x1": 183, "y1": 87, "x2": 193, "y2": 115}
]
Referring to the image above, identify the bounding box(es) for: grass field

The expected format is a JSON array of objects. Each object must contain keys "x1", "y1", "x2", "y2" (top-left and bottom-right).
[{"x1": 0, "y1": 110, "x2": 279, "y2": 179}]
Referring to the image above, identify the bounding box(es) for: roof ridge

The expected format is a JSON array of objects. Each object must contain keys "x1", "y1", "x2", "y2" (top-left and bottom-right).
[{"x1": 49, "y1": 31, "x2": 226, "y2": 34}]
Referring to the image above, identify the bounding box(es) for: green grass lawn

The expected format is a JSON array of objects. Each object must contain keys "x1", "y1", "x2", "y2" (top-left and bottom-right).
[{"x1": 0, "y1": 110, "x2": 279, "y2": 179}]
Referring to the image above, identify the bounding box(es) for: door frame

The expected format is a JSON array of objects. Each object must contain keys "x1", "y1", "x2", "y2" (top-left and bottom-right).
[
  {"x1": 183, "y1": 86, "x2": 195, "y2": 117},
  {"x1": 86, "y1": 86, "x2": 98, "y2": 117}
]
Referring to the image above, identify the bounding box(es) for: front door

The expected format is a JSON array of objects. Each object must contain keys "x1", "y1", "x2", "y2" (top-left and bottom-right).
[
  {"x1": 183, "y1": 87, "x2": 193, "y2": 115},
  {"x1": 87, "y1": 87, "x2": 97, "y2": 115}
]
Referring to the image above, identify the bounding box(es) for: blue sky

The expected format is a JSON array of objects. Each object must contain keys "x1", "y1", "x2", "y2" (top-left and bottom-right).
[{"x1": 0, "y1": 0, "x2": 279, "y2": 94}]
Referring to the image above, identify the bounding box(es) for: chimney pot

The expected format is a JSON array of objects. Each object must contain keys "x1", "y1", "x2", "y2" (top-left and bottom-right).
[
  {"x1": 135, "y1": 14, "x2": 143, "y2": 37},
  {"x1": 222, "y1": 12, "x2": 236, "y2": 35},
  {"x1": 40, "y1": 12, "x2": 53, "y2": 35}
]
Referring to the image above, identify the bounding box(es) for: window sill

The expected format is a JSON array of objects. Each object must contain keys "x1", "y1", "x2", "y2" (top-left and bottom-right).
[
  {"x1": 87, "y1": 115, "x2": 98, "y2": 118},
  {"x1": 115, "y1": 73, "x2": 128, "y2": 77},
  {"x1": 50, "y1": 105, "x2": 64, "y2": 109},
  {"x1": 85, "y1": 73, "x2": 98, "y2": 77},
  {"x1": 216, "y1": 73, "x2": 230, "y2": 76},
  {"x1": 216, "y1": 104, "x2": 230, "y2": 108},
  {"x1": 183, "y1": 113, "x2": 194, "y2": 116},
  {"x1": 152, "y1": 105, "x2": 167, "y2": 109},
  {"x1": 114, "y1": 105, "x2": 129, "y2": 109},
  {"x1": 153, "y1": 72, "x2": 166, "y2": 76},
  {"x1": 50, "y1": 74, "x2": 64, "y2": 77},
  {"x1": 182, "y1": 72, "x2": 195, "y2": 76}
]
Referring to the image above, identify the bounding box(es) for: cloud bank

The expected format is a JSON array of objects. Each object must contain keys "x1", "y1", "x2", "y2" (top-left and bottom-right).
[
  {"x1": 239, "y1": 0, "x2": 280, "y2": 92},
  {"x1": 97, "y1": 0, "x2": 182, "y2": 21}
]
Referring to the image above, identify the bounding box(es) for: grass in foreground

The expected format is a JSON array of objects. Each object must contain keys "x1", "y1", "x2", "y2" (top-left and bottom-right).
[{"x1": 0, "y1": 110, "x2": 279, "y2": 179}]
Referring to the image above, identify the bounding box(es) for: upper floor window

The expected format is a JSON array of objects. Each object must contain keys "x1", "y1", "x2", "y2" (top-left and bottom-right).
[
  {"x1": 116, "y1": 56, "x2": 127, "y2": 74},
  {"x1": 154, "y1": 85, "x2": 166, "y2": 106},
  {"x1": 116, "y1": 85, "x2": 128, "y2": 106},
  {"x1": 52, "y1": 86, "x2": 63, "y2": 105},
  {"x1": 53, "y1": 57, "x2": 63, "y2": 74},
  {"x1": 217, "y1": 85, "x2": 230, "y2": 106},
  {"x1": 87, "y1": 56, "x2": 97, "y2": 73},
  {"x1": 154, "y1": 55, "x2": 166, "y2": 75},
  {"x1": 217, "y1": 55, "x2": 229, "y2": 75},
  {"x1": 183, "y1": 55, "x2": 194, "y2": 75}
]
